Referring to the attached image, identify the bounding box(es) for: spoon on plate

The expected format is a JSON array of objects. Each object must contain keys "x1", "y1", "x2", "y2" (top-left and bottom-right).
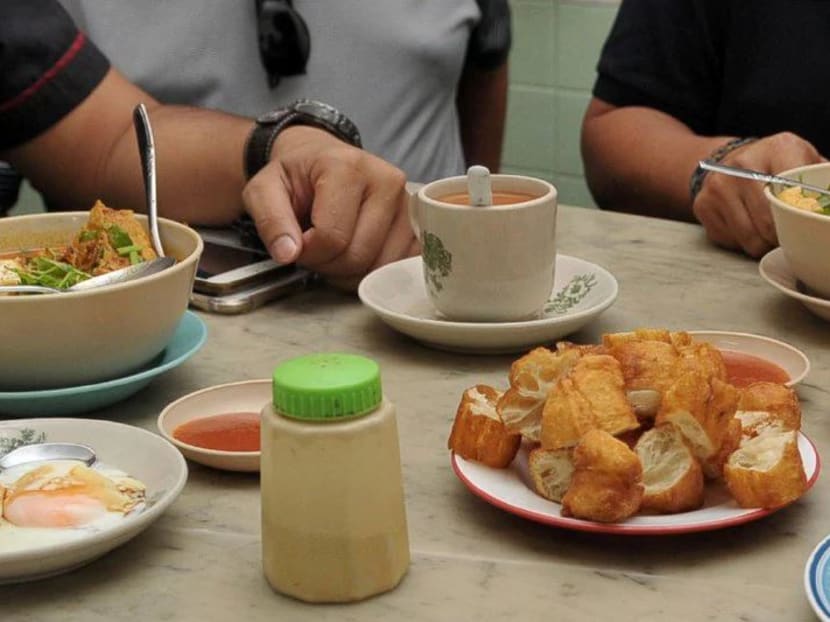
[
  {"x1": 0, "y1": 442, "x2": 96, "y2": 472},
  {"x1": 698, "y1": 160, "x2": 830, "y2": 197},
  {"x1": 0, "y1": 255, "x2": 174, "y2": 295},
  {"x1": 133, "y1": 103, "x2": 166, "y2": 258}
]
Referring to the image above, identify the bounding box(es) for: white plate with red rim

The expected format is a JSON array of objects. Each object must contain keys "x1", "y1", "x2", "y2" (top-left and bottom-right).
[
  {"x1": 0, "y1": 418, "x2": 187, "y2": 583},
  {"x1": 688, "y1": 330, "x2": 810, "y2": 387},
  {"x1": 157, "y1": 379, "x2": 271, "y2": 473},
  {"x1": 451, "y1": 434, "x2": 820, "y2": 535},
  {"x1": 759, "y1": 247, "x2": 830, "y2": 322},
  {"x1": 358, "y1": 254, "x2": 618, "y2": 354}
]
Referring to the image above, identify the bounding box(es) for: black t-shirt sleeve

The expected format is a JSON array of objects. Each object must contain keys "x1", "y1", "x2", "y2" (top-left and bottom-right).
[
  {"x1": 467, "y1": 0, "x2": 512, "y2": 71},
  {"x1": 593, "y1": 0, "x2": 725, "y2": 135},
  {"x1": 0, "y1": 0, "x2": 110, "y2": 150}
]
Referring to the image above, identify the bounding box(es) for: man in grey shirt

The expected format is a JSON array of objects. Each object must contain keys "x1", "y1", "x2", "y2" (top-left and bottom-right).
[{"x1": 59, "y1": 0, "x2": 511, "y2": 183}]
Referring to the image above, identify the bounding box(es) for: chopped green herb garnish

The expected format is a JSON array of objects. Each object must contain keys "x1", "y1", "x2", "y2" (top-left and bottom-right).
[
  {"x1": 129, "y1": 250, "x2": 142, "y2": 265},
  {"x1": 79, "y1": 230, "x2": 98, "y2": 242},
  {"x1": 13, "y1": 256, "x2": 90, "y2": 289},
  {"x1": 116, "y1": 244, "x2": 142, "y2": 257},
  {"x1": 106, "y1": 225, "x2": 133, "y2": 249}
]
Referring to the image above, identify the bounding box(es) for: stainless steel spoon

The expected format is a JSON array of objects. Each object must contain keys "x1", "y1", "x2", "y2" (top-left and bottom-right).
[
  {"x1": 0, "y1": 255, "x2": 174, "y2": 295},
  {"x1": 133, "y1": 103, "x2": 166, "y2": 258},
  {"x1": 0, "y1": 442, "x2": 96, "y2": 471},
  {"x1": 699, "y1": 160, "x2": 830, "y2": 197}
]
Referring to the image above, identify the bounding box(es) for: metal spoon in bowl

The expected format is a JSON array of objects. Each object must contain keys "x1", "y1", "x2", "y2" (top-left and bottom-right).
[
  {"x1": 0, "y1": 442, "x2": 96, "y2": 472},
  {"x1": 698, "y1": 160, "x2": 830, "y2": 197},
  {"x1": 0, "y1": 255, "x2": 174, "y2": 295},
  {"x1": 133, "y1": 103, "x2": 166, "y2": 258}
]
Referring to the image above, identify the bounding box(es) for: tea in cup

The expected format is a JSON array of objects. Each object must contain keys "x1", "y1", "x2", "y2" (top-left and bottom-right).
[{"x1": 409, "y1": 174, "x2": 557, "y2": 322}]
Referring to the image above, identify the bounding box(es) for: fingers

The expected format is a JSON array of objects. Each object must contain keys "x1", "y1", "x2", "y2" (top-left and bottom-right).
[
  {"x1": 694, "y1": 132, "x2": 823, "y2": 257},
  {"x1": 298, "y1": 152, "x2": 410, "y2": 280},
  {"x1": 241, "y1": 162, "x2": 304, "y2": 264}
]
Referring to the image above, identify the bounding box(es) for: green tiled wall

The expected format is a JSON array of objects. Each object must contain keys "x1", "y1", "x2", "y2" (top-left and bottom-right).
[{"x1": 502, "y1": 0, "x2": 619, "y2": 208}]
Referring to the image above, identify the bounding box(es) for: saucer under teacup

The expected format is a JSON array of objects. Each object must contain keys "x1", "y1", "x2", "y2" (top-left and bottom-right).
[
  {"x1": 759, "y1": 248, "x2": 830, "y2": 321},
  {"x1": 357, "y1": 254, "x2": 618, "y2": 354}
]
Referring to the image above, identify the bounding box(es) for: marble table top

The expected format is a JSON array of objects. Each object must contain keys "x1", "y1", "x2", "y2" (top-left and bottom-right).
[{"x1": 3, "y1": 205, "x2": 829, "y2": 621}]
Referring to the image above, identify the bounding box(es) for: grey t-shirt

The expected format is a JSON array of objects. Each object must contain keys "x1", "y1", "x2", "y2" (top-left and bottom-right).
[{"x1": 60, "y1": 0, "x2": 482, "y2": 183}]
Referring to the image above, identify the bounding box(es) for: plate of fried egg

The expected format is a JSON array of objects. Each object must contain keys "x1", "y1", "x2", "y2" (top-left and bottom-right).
[{"x1": 0, "y1": 418, "x2": 187, "y2": 583}]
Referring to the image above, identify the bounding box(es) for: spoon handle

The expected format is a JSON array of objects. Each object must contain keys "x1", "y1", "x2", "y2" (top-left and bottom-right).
[
  {"x1": 133, "y1": 103, "x2": 166, "y2": 257},
  {"x1": 699, "y1": 160, "x2": 830, "y2": 197}
]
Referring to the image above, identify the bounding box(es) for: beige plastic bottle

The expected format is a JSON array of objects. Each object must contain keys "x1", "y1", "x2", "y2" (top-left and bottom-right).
[{"x1": 260, "y1": 353, "x2": 410, "y2": 603}]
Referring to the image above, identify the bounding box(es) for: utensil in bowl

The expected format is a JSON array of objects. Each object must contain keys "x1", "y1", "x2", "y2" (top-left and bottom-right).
[
  {"x1": 699, "y1": 160, "x2": 830, "y2": 197},
  {"x1": 0, "y1": 256, "x2": 174, "y2": 295},
  {"x1": 0, "y1": 442, "x2": 96, "y2": 471},
  {"x1": 133, "y1": 103, "x2": 165, "y2": 258}
]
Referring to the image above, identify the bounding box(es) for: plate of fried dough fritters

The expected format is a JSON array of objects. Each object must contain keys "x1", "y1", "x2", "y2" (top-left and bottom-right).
[{"x1": 448, "y1": 328, "x2": 820, "y2": 534}]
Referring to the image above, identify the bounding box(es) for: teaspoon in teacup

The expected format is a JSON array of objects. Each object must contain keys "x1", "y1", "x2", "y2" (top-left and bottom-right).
[
  {"x1": 0, "y1": 255, "x2": 175, "y2": 295},
  {"x1": 0, "y1": 442, "x2": 96, "y2": 472}
]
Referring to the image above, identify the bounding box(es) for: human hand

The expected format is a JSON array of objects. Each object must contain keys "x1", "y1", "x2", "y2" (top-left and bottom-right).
[
  {"x1": 241, "y1": 125, "x2": 419, "y2": 290},
  {"x1": 693, "y1": 132, "x2": 824, "y2": 258}
]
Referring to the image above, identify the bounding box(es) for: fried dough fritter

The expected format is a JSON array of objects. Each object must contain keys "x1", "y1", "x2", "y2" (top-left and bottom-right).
[
  {"x1": 540, "y1": 354, "x2": 639, "y2": 449},
  {"x1": 561, "y1": 429, "x2": 644, "y2": 523},
  {"x1": 737, "y1": 382, "x2": 801, "y2": 432},
  {"x1": 448, "y1": 385, "x2": 521, "y2": 468},
  {"x1": 497, "y1": 347, "x2": 582, "y2": 442}
]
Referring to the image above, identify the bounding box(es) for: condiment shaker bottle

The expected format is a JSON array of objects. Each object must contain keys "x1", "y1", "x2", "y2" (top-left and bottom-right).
[{"x1": 261, "y1": 353, "x2": 410, "y2": 602}]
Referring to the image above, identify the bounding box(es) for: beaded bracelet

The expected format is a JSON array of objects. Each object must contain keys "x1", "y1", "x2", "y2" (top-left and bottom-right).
[{"x1": 689, "y1": 136, "x2": 758, "y2": 201}]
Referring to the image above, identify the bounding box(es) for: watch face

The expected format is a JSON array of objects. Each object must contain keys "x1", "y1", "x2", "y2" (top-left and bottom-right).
[{"x1": 294, "y1": 100, "x2": 338, "y2": 125}]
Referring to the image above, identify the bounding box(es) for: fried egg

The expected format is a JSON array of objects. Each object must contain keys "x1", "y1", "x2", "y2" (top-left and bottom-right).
[{"x1": 0, "y1": 460, "x2": 146, "y2": 553}]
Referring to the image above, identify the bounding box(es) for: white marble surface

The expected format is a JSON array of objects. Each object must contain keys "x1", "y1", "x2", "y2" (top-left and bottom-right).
[{"x1": 3, "y1": 205, "x2": 829, "y2": 621}]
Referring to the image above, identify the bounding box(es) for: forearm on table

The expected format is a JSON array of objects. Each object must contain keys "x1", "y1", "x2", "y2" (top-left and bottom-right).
[
  {"x1": 4, "y1": 68, "x2": 252, "y2": 225},
  {"x1": 581, "y1": 100, "x2": 733, "y2": 221},
  {"x1": 457, "y1": 62, "x2": 508, "y2": 172}
]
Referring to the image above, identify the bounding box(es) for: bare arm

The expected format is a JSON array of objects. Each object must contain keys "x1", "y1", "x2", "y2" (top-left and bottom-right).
[
  {"x1": 1, "y1": 68, "x2": 417, "y2": 287},
  {"x1": 581, "y1": 97, "x2": 824, "y2": 257},
  {"x1": 456, "y1": 62, "x2": 508, "y2": 172},
  {"x1": 581, "y1": 98, "x2": 731, "y2": 221},
  {"x1": 3, "y1": 68, "x2": 250, "y2": 225}
]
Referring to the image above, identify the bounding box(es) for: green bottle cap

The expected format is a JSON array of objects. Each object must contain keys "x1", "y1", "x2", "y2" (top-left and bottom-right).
[{"x1": 271, "y1": 353, "x2": 382, "y2": 420}]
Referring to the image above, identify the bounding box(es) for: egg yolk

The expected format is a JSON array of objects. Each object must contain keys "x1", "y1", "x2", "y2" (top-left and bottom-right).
[{"x1": 4, "y1": 491, "x2": 107, "y2": 528}]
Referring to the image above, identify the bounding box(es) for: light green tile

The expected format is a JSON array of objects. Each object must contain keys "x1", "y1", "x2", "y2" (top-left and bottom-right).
[
  {"x1": 501, "y1": 165, "x2": 555, "y2": 184},
  {"x1": 7, "y1": 181, "x2": 44, "y2": 216},
  {"x1": 502, "y1": 86, "x2": 555, "y2": 172},
  {"x1": 552, "y1": 173, "x2": 596, "y2": 208},
  {"x1": 509, "y1": 1, "x2": 556, "y2": 87},
  {"x1": 556, "y1": 2, "x2": 618, "y2": 90},
  {"x1": 555, "y1": 90, "x2": 590, "y2": 176}
]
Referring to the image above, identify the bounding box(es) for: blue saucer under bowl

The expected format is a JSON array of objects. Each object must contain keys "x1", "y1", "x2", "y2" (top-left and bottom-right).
[{"x1": 0, "y1": 311, "x2": 207, "y2": 417}]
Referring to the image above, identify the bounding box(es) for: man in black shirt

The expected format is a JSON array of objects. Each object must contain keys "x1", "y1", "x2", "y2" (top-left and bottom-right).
[
  {"x1": 0, "y1": 0, "x2": 418, "y2": 289},
  {"x1": 581, "y1": 0, "x2": 826, "y2": 258}
]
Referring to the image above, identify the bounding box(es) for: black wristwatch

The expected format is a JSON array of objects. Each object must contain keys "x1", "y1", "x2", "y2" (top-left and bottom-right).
[{"x1": 243, "y1": 98, "x2": 362, "y2": 179}]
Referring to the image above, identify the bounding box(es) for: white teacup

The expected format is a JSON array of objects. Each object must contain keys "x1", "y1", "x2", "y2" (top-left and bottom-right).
[{"x1": 408, "y1": 174, "x2": 557, "y2": 322}]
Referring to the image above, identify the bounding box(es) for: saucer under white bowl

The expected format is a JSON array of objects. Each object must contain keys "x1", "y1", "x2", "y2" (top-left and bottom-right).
[
  {"x1": 358, "y1": 254, "x2": 618, "y2": 354},
  {"x1": 760, "y1": 248, "x2": 830, "y2": 321}
]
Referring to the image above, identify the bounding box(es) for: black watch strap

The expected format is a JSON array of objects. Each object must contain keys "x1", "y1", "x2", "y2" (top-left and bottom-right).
[{"x1": 243, "y1": 99, "x2": 362, "y2": 179}]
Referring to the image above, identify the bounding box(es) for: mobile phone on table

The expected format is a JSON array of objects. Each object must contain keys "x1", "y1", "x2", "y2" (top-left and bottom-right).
[
  {"x1": 190, "y1": 267, "x2": 312, "y2": 314},
  {"x1": 190, "y1": 227, "x2": 312, "y2": 313}
]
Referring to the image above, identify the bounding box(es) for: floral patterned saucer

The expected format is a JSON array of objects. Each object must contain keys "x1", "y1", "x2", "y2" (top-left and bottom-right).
[{"x1": 357, "y1": 254, "x2": 618, "y2": 354}]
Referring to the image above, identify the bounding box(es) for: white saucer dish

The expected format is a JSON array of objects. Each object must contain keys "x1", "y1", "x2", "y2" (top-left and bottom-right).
[
  {"x1": 806, "y1": 534, "x2": 830, "y2": 622},
  {"x1": 759, "y1": 248, "x2": 830, "y2": 321},
  {"x1": 688, "y1": 330, "x2": 810, "y2": 386},
  {"x1": 0, "y1": 418, "x2": 187, "y2": 584},
  {"x1": 358, "y1": 254, "x2": 618, "y2": 354},
  {"x1": 158, "y1": 379, "x2": 271, "y2": 472},
  {"x1": 452, "y1": 433, "x2": 819, "y2": 535}
]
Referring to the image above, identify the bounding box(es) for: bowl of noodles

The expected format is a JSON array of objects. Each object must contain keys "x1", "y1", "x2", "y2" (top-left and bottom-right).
[
  {"x1": 0, "y1": 202, "x2": 203, "y2": 390},
  {"x1": 764, "y1": 163, "x2": 830, "y2": 300}
]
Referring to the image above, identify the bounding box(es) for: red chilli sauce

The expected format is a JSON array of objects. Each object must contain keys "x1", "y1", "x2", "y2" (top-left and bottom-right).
[
  {"x1": 721, "y1": 350, "x2": 790, "y2": 388},
  {"x1": 173, "y1": 412, "x2": 261, "y2": 452}
]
